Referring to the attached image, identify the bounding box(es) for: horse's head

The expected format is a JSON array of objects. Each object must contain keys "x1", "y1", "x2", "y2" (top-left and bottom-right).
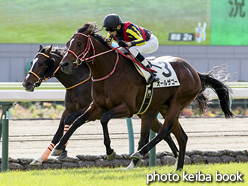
[
  {"x1": 60, "y1": 22, "x2": 96, "y2": 74},
  {"x1": 22, "y1": 45, "x2": 56, "y2": 92}
]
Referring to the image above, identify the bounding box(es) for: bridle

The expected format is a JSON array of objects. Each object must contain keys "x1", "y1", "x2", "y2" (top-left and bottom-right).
[
  {"x1": 65, "y1": 32, "x2": 120, "y2": 81},
  {"x1": 28, "y1": 51, "x2": 92, "y2": 90},
  {"x1": 66, "y1": 33, "x2": 96, "y2": 66},
  {"x1": 28, "y1": 52, "x2": 60, "y2": 85}
]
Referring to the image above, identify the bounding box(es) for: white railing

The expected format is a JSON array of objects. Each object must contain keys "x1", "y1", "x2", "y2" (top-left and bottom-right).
[
  {"x1": 0, "y1": 82, "x2": 65, "y2": 102},
  {"x1": 0, "y1": 82, "x2": 247, "y2": 102}
]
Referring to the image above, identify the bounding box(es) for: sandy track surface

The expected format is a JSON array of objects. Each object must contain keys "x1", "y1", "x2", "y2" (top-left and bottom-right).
[{"x1": 1, "y1": 117, "x2": 248, "y2": 159}]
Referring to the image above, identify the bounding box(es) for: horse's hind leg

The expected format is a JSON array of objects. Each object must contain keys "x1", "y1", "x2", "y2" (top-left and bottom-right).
[
  {"x1": 151, "y1": 117, "x2": 179, "y2": 158},
  {"x1": 124, "y1": 110, "x2": 158, "y2": 169},
  {"x1": 171, "y1": 118, "x2": 188, "y2": 170},
  {"x1": 131, "y1": 100, "x2": 186, "y2": 169},
  {"x1": 126, "y1": 109, "x2": 179, "y2": 169}
]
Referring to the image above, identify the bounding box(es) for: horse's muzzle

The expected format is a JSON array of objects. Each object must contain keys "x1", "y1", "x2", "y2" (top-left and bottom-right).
[
  {"x1": 60, "y1": 61, "x2": 73, "y2": 74},
  {"x1": 22, "y1": 81, "x2": 34, "y2": 92}
]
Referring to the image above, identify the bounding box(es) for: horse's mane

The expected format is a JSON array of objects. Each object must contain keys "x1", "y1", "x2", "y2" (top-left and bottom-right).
[
  {"x1": 42, "y1": 46, "x2": 65, "y2": 58},
  {"x1": 77, "y1": 22, "x2": 111, "y2": 48},
  {"x1": 52, "y1": 47, "x2": 66, "y2": 58}
]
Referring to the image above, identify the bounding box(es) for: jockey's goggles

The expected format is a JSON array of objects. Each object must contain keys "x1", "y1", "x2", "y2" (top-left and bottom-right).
[{"x1": 105, "y1": 27, "x2": 117, "y2": 32}]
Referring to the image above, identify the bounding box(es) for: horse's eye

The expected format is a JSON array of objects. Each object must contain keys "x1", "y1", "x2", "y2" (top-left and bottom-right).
[
  {"x1": 78, "y1": 42, "x2": 82, "y2": 47},
  {"x1": 38, "y1": 62, "x2": 44, "y2": 67}
]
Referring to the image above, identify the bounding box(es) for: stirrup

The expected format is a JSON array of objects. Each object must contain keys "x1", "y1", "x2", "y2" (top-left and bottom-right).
[{"x1": 147, "y1": 74, "x2": 160, "y2": 84}]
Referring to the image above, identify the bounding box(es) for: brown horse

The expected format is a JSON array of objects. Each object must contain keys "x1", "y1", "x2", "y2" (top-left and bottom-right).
[
  {"x1": 23, "y1": 45, "x2": 183, "y2": 168},
  {"x1": 22, "y1": 45, "x2": 92, "y2": 165},
  {"x1": 54, "y1": 22, "x2": 233, "y2": 170}
]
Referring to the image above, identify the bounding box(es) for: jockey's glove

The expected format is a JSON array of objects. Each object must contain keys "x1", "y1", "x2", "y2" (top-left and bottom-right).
[{"x1": 118, "y1": 40, "x2": 128, "y2": 47}]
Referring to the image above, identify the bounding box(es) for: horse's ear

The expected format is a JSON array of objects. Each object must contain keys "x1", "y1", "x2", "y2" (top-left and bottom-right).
[
  {"x1": 39, "y1": 45, "x2": 43, "y2": 52},
  {"x1": 86, "y1": 22, "x2": 95, "y2": 35},
  {"x1": 48, "y1": 45, "x2": 53, "y2": 53},
  {"x1": 66, "y1": 41, "x2": 70, "y2": 48},
  {"x1": 89, "y1": 24, "x2": 94, "y2": 34}
]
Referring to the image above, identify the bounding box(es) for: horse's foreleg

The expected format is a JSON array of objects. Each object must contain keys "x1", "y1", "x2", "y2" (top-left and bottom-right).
[
  {"x1": 100, "y1": 102, "x2": 131, "y2": 160},
  {"x1": 55, "y1": 107, "x2": 89, "y2": 159},
  {"x1": 30, "y1": 109, "x2": 69, "y2": 166},
  {"x1": 53, "y1": 103, "x2": 105, "y2": 156},
  {"x1": 100, "y1": 120, "x2": 116, "y2": 160}
]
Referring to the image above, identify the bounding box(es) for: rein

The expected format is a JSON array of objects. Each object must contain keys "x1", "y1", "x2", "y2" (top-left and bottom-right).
[
  {"x1": 29, "y1": 52, "x2": 90, "y2": 89},
  {"x1": 92, "y1": 51, "x2": 119, "y2": 82},
  {"x1": 66, "y1": 32, "x2": 121, "y2": 82},
  {"x1": 66, "y1": 70, "x2": 91, "y2": 89}
]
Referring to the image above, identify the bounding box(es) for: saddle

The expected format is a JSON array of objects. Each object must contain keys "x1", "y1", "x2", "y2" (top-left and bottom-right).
[{"x1": 133, "y1": 56, "x2": 180, "y2": 88}]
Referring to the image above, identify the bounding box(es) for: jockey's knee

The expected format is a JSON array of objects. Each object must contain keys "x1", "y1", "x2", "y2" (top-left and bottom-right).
[{"x1": 129, "y1": 47, "x2": 139, "y2": 57}]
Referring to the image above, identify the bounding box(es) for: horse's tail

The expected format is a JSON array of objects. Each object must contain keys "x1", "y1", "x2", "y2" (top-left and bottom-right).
[{"x1": 195, "y1": 70, "x2": 234, "y2": 118}]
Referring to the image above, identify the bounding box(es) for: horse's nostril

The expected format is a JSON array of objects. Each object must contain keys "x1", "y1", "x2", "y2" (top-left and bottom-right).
[
  {"x1": 61, "y1": 62, "x2": 69, "y2": 67},
  {"x1": 23, "y1": 82, "x2": 31, "y2": 88}
]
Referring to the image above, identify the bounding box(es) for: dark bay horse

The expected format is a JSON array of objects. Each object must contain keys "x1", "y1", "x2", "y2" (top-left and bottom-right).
[
  {"x1": 22, "y1": 45, "x2": 172, "y2": 168},
  {"x1": 54, "y1": 22, "x2": 233, "y2": 170},
  {"x1": 22, "y1": 45, "x2": 92, "y2": 165}
]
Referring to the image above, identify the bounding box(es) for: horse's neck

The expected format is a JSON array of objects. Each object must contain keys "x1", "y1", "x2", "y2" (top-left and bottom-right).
[
  {"x1": 50, "y1": 54, "x2": 74, "y2": 88},
  {"x1": 88, "y1": 52, "x2": 116, "y2": 80},
  {"x1": 55, "y1": 59, "x2": 90, "y2": 89},
  {"x1": 87, "y1": 41, "x2": 120, "y2": 78},
  {"x1": 88, "y1": 49, "x2": 140, "y2": 82}
]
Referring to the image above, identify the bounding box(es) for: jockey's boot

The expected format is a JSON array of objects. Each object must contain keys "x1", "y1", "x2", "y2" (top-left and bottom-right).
[
  {"x1": 136, "y1": 53, "x2": 160, "y2": 84},
  {"x1": 145, "y1": 61, "x2": 160, "y2": 84}
]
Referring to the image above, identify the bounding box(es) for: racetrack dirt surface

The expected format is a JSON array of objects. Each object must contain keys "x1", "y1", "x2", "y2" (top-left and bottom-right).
[{"x1": 2, "y1": 117, "x2": 248, "y2": 159}]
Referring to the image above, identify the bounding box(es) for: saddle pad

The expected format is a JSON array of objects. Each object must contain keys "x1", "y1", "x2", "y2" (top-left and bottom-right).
[{"x1": 136, "y1": 56, "x2": 180, "y2": 88}]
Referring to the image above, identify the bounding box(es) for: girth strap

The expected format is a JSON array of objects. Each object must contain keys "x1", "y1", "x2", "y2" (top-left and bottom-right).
[{"x1": 136, "y1": 83, "x2": 153, "y2": 115}]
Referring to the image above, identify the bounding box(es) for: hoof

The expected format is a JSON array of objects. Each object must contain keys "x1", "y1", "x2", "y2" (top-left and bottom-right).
[
  {"x1": 51, "y1": 149, "x2": 63, "y2": 156},
  {"x1": 130, "y1": 151, "x2": 143, "y2": 160},
  {"x1": 107, "y1": 151, "x2": 116, "y2": 160},
  {"x1": 30, "y1": 157, "x2": 43, "y2": 166},
  {"x1": 122, "y1": 160, "x2": 135, "y2": 170},
  {"x1": 57, "y1": 151, "x2": 68, "y2": 160},
  {"x1": 122, "y1": 159, "x2": 141, "y2": 170},
  {"x1": 174, "y1": 156, "x2": 179, "y2": 169}
]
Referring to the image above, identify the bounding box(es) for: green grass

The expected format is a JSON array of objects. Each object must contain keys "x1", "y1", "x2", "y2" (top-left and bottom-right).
[
  {"x1": 1, "y1": 0, "x2": 211, "y2": 45},
  {"x1": 0, "y1": 163, "x2": 247, "y2": 186}
]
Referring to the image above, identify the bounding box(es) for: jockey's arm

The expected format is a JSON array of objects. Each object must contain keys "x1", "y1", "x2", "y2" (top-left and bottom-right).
[
  {"x1": 126, "y1": 26, "x2": 146, "y2": 46},
  {"x1": 106, "y1": 33, "x2": 114, "y2": 44}
]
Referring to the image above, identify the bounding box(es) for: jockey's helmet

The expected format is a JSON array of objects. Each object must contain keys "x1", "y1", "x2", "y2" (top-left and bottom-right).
[{"x1": 103, "y1": 13, "x2": 123, "y2": 27}]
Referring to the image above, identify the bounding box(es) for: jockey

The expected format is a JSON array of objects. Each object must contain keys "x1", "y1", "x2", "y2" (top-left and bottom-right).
[{"x1": 103, "y1": 13, "x2": 160, "y2": 84}]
